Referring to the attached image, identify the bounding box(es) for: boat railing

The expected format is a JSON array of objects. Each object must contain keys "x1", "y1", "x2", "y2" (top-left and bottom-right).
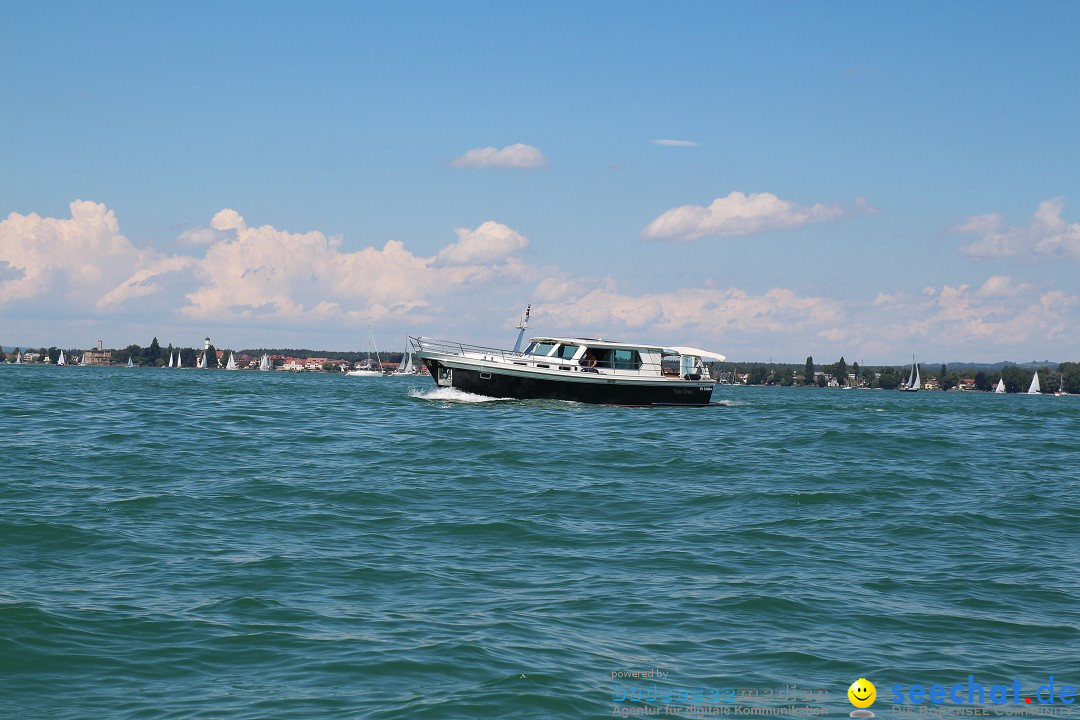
[{"x1": 410, "y1": 336, "x2": 526, "y2": 361}]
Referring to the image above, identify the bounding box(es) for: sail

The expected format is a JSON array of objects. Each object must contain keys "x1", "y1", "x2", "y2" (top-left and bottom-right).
[
  {"x1": 177, "y1": 353, "x2": 183, "y2": 368},
  {"x1": 1027, "y1": 371, "x2": 1041, "y2": 394},
  {"x1": 127, "y1": 357, "x2": 134, "y2": 367},
  {"x1": 199, "y1": 352, "x2": 208, "y2": 369},
  {"x1": 226, "y1": 353, "x2": 237, "y2": 370},
  {"x1": 58, "y1": 350, "x2": 66, "y2": 366},
  {"x1": 396, "y1": 338, "x2": 414, "y2": 374},
  {"x1": 259, "y1": 354, "x2": 270, "y2": 371},
  {"x1": 369, "y1": 326, "x2": 384, "y2": 373},
  {"x1": 168, "y1": 352, "x2": 174, "y2": 368},
  {"x1": 14, "y1": 351, "x2": 21, "y2": 364},
  {"x1": 81, "y1": 353, "x2": 87, "y2": 366},
  {"x1": 911, "y1": 364, "x2": 921, "y2": 391},
  {"x1": 995, "y1": 378, "x2": 1005, "y2": 393}
]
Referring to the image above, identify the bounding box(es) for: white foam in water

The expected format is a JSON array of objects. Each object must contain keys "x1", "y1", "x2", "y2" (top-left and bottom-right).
[{"x1": 408, "y1": 386, "x2": 511, "y2": 403}]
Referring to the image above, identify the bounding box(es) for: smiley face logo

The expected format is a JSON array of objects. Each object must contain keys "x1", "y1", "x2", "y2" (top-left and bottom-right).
[{"x1": 848, "y1": 678, "x2": 876, "y2": 708}]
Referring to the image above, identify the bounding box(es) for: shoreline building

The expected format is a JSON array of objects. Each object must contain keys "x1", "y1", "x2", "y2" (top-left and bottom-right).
[{"x1": 85, "y1": 340, "x2": 112, "y2": 366}]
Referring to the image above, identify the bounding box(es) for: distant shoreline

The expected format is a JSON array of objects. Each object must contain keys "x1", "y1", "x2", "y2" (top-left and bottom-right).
[
  {"x1": 3, "y1": 347, "x2": 1075, "y2": 394},
  {"x1": 0, "y1": 345, "x2": 1070, "y2": 371}
]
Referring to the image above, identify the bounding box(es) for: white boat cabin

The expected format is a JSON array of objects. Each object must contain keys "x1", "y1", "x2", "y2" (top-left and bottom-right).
[{"x1": 515, "y1": 337, "x2": 721, "y2": 380}]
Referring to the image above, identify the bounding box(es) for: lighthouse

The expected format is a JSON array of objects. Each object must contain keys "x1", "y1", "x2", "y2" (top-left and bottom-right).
[{"x1": 204, "y1": 337, "x2": 211, "y2": 351}]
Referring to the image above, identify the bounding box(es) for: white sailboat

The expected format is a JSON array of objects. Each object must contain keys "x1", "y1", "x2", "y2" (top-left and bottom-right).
[
  {"x1": 80, "y1": 353, "x2": 87, "y2": 366},
  {"x1": 168, "y1": 352, "x2": 174, "y2": 368},
  {"x1": 14, "y1": 351, "x2": 21, "y2": 364},
  {"x1": 225, "y1": 353, "x2": 238, "y2": 370},
  {"x1": 259, "y1": 354, "x2": 271, "y2": 371},
  {"x1": 1056, "y1": 373, "x2": 1066, "y2": 397},
  {"x1": 57, "y1": 350, "x2": 66, "y2": 366},
  {"x1": 346, "y1": 326, "x2": 388, "y2": 377},
  {"x1": 994, "y1": 377, "x2": 1006, "y2": 394},
  {"x1": 127, "y1": 357, "x2": 134, "y2": 368},
  {"x1": 177, "y1": 353, "x2": 183, "y2": 369},
  {"x1": 392, "y1": 337, "x2": 419, "y2": 376},
  {"x1": 199, "y1": 352, "x2": 208, "y2": 369},
  {"x1": 900, "y1": 356, "x2": 920, "y2": 391},
  {"x1": 1027, "y1": 370, "x2": 1041, "y2": 395},
  {"x1": 346, "y1": 364, "x2": 384, "y2": 377}
]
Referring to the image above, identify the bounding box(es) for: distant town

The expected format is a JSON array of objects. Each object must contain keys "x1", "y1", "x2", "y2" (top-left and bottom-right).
[
  {"x1": 713, "y1": 356, "x2": 1078, "y2": 394},
  {"x1": 0, "y1": 336, "x2": 424, "y2": 375},
  {"x1": 2, "y1": 339, "x2": 1076, "y2": 394}
]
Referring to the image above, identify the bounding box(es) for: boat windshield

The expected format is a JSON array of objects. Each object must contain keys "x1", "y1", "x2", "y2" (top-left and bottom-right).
[{"x1": 523, "y1": 341, "x2": 556, "y2": 357}]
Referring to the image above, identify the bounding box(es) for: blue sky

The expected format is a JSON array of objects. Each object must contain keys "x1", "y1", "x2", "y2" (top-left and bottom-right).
[{"x1": 2, "y1": 2, "x2": 1079, "y2": 363}]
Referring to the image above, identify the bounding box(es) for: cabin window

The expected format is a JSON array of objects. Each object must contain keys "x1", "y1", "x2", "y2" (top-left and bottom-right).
[
  {"x1": 613, "y1": 349, "x2": 642, "y2": 370},
  {"x1": 525, "y1": 342, "x2": 556, "y2": 357},
  {"x1": 554, "y1": 344, "x2": 578, "y2": 360}
]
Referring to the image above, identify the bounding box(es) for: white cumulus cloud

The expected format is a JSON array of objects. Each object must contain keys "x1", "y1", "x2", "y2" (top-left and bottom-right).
[
  {"x1": 177, "y1": 214, "x2": 530, "y2": 325},
  {"x1": 452, "y1": 143, "x2": 547, "y2": 169},
  {"x1": 433, "y1": 221, "x2": 529, "y2": 266},
  {"x1": 955, "y1": 197, "x2": 1080, "y2": 261},
  {"x1": 0, "y1": 200, "x2": 153, "y2": 307},
  {"x1": 642, "y1": 191, "x2": 870, "y2": 242},
  {"x1": 0, "y1": 201, "x2": 535, "y2": 334}
]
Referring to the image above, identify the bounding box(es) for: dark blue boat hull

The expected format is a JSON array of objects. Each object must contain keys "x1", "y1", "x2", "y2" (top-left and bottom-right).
[{"x1": 422, "y1": 360, "x2": 714, "y2": 406}]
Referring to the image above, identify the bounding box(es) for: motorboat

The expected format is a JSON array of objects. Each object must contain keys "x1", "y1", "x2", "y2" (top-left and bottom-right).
[{"x1": 412, "y1": 335, "x2": 724, "y2": 406}]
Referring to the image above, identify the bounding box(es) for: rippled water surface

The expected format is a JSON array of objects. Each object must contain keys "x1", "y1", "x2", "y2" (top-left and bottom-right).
[{"x1": 2, "y1": 366, "x2": 1078, "y2": 718}]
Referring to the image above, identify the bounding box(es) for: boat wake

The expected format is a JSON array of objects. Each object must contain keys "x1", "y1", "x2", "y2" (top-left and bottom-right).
[{"x1": 408, "y1": 387, "x2": 512, "y2": 403}]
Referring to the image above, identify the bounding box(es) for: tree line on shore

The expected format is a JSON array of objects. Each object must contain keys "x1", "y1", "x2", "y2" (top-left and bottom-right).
[{"x1": 712, "y1": 356, "x2": 1080, "y2": 394}]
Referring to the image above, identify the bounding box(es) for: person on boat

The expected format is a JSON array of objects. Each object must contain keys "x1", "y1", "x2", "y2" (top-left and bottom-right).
[{"x1": 580, "y1": 349, "x2": 599, "y2": 372}]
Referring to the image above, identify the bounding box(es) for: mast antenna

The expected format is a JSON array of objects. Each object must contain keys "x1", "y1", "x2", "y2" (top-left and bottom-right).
[{"x1": 513, "y1": 304, "x2": 531, "y2": 353}]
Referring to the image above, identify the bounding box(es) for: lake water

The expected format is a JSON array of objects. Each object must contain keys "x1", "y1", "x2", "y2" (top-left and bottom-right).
[{"x1": 2, "y1": 366, "x2": 1078, "y2": 719}]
